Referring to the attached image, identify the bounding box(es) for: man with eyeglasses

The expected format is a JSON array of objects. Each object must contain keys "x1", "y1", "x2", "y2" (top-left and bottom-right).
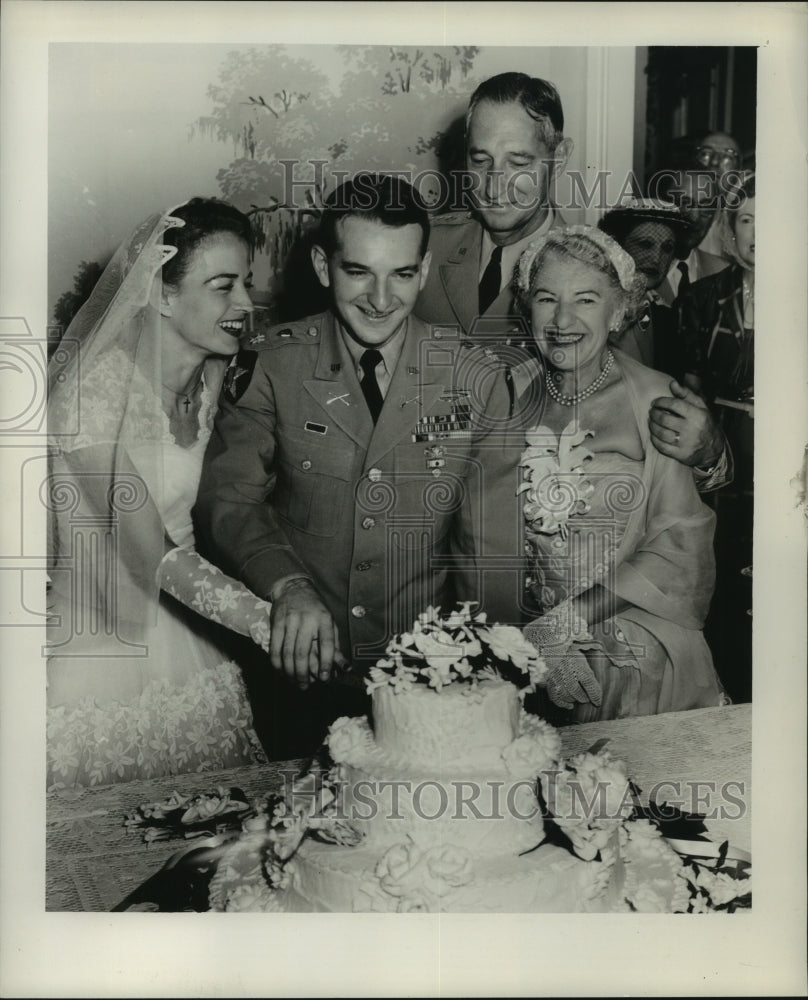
[
  {"x1": 692, "y1": 131, "x2": 742, "y2": 172},
  {"x1": 654, "y1": 131, "x2": 742, "y2": 304}
]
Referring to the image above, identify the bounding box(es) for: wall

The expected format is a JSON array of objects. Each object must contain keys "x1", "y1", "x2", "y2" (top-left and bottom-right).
[{"x1": 48, "y1": 43, "x2": 637, "y2": 322}]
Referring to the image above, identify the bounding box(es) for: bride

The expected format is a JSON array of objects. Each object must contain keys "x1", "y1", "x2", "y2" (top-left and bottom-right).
[{"x1": 47, "y1": 198, "x2": 274, "y2": 787}]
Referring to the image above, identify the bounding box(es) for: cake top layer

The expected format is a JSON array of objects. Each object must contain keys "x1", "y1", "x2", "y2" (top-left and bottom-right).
[{"x1": 371, "y1": 678, "x2": 521, "y2": 769}]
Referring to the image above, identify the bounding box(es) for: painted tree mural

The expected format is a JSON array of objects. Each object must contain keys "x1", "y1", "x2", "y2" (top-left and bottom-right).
[{"x1": 193, "y1": 44, "x2": 481, "y2": 315}]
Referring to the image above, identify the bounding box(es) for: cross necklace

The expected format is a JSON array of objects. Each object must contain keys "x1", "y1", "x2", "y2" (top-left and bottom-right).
[{"x1": 162, "y1": 370, "x2": 204, "y2": 413}]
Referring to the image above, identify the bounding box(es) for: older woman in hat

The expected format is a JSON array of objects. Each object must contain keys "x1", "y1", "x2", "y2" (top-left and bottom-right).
[
  {"x1": 599, "y1": 198, "x2": 695, "y2": 378},
  {"x1": 453, "y1": 225, "x2": 726, "y2": 722},
  {"x1": 599, "y1": 199, "x2": 730, "y2": 491}
]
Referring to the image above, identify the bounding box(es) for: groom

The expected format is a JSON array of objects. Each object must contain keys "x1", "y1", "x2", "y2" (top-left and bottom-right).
[{"x1": 195, "y1": 174, "x2": 506, "y2": 721}]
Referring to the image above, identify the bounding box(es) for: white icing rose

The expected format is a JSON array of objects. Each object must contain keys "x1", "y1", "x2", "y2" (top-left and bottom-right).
[
  {"x1": 424, "y1": 844, "x2": 474, "y2": 891},
  {"x1": 327, "y1": 716, "x2": 366, "y2": 763},
  {"x1": 376, "y1": 841, "x2": 425, "y2": 897},
  {"x1": 518, "y1": 714, "x2": 562, "y2": 765},
  {"x1": 502, "y1": 733, "x2": 557, "y2": 777}
]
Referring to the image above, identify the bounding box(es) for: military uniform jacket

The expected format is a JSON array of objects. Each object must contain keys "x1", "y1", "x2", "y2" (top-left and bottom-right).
[
  {"x1": 194, "y1": 311, "x2": 507, "y2": 667},
  {"x1": 416, "y1": 210, "x2": 565, "y2": 341}
]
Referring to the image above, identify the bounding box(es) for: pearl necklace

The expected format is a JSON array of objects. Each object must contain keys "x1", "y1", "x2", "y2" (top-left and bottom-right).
[{"x1": 545, "y1": 349, "x2": 614, "y2": 406}]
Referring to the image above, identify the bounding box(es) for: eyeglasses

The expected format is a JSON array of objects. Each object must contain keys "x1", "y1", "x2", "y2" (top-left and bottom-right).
[{"x1": 694, "y1": 145, "x2": 740, "y2": 168}]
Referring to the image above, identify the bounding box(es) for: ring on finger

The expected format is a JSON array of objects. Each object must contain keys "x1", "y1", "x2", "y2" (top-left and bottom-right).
[{"x1": 674, "y1": 431, "x2": 680, "y2": 443}]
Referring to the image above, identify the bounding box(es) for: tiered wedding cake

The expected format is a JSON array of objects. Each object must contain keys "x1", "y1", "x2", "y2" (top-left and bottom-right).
[{"x1": 207, "y1": 606, "x2": 733, "y2": 913}]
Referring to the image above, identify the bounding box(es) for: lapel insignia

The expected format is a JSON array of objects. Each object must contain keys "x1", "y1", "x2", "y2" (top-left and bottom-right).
[
  {"x1": 223, "y1": 350, "x2": 257, "y2": 404},
  {"x1": 327, "y1": 391, "x2": 351, "y2": 406},
  {"x1": 407, "y1": 366, "x2": 419, "y2": 375},
  {"x1": 425, "y1": 444, "x2": 446, "y2": 471},
  {"x1": 330, "y1": 363, "x2": 342, "y2": 372},
  {"x1": 249, "y1": 333, "x2": 266, "y2": 345}
]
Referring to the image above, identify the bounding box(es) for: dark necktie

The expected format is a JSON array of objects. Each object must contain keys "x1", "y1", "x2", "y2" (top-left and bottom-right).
[
  {"x1": 359, "y1": 349, "x2": 384, "y2": 424},
  {"x1": 675, "y1": 259, "x2": 691, "y2": 334},
  {"x1": 677, "y1": 259, "x2": 691, "y2": 296},
  {"x1": 478, "y1": 245, "x2": 503, "y2": 316}
]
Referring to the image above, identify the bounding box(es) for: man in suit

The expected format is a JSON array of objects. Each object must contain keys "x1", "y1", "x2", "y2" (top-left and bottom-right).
[
  {"x1": 416, "y1": 72, "x2": 572, "y2": 343},
  {"x1": 418, "y1": 71, "x2": 729, "y2": 487},
  {"x1": 650, "y1": 136, "x2": 736, "y2": 305},
  {"x1": 195, "y1": 174, "x2": 504, "y2": 715}
]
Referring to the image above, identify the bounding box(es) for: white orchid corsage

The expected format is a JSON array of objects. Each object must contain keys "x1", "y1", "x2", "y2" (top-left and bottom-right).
[{"x1": 518, "y1": 420, "x2": 595, "y2": 538}]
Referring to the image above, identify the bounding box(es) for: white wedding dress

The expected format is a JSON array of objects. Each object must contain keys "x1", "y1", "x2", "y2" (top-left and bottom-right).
[{"x1": 47, "y1": 350, "x2": 267, "y2": 789}]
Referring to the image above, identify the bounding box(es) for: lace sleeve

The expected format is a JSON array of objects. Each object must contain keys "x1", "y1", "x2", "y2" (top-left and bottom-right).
[{"x1": 157, "y1": 547, "x2": 271, "y2": 653}]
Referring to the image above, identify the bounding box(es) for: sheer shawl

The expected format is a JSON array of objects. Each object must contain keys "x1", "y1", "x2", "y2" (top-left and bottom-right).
[
  {"x1": 606, "y1": 350, "x2": 718, "y2": 702},
  {"x1": 48, "y1": 210, "x2": 188, "y2": 648}
]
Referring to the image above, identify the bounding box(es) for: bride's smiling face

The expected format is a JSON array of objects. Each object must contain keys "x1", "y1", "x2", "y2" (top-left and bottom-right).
[
  {"x1": 530, "y1": 250, "x2": 621, "y2": 378},
  {"x1": 162, "y1": 232, "x2": 254, "y2": 357}
]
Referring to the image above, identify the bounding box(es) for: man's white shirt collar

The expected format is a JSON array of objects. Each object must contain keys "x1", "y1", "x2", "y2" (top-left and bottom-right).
[{"x1": 479, "y1": 207, "x2": 556, "y2": 292}]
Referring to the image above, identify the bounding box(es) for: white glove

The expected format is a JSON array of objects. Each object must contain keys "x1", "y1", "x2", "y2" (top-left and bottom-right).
[
  {"x1": 523, "y1": 597, "x2": 590, "y2": 655},
  {"x1": 544, "y1": 650, "x2": 603, "y2": 710},
  {"x1": 158, "y1": 546, "x2": 272, "y2": 652}
]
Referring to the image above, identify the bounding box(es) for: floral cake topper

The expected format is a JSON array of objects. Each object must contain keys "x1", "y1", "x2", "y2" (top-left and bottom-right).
[{"x1": 366, "y1": 602, "x2": 548, "y2": 696}]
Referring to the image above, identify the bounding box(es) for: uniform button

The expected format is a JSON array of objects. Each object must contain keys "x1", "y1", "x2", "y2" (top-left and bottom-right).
[
  {"x1": 367, "y1": 467, "x2": 382, "y2": 482},
  {"x1": 361, "y1": 517, "x2": 376, "y2": 530},
  {"x1": 307, "y1": 325, "x2": 318, "y2": 337},
  {"x1": 356, "y1": 561, "x2": 371, "y2": 571},
  {"x1": 301, "y1": 459, "x2": 312, "y2": 471},
  {"x1": 351, "y1": 605, "x2": 366, "y2": 618}
]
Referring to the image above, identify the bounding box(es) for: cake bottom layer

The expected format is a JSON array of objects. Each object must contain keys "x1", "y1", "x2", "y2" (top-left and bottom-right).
[{"x1": 265, "y1": 839, "x2": 618, "y2": 913}]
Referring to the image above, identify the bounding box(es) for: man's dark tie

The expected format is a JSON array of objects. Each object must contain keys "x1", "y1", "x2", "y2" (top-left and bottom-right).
[
  {"x1": 359, "y1": 349, "x2": 384, "y2": 423},
  {"x1": 675, "y1": 259, "x2": 691, "y2": 334},
  {"x1": 478, "y1": 245, "x2": 503, "y2": 315},
  {"x1": 677, "y1": 259, "x2": 691, "y2": 296}
]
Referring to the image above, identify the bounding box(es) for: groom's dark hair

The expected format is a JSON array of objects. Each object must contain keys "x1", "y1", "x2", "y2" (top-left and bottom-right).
[{"x1": 317, "y1": 173, "x2": 430, "y2": 259}]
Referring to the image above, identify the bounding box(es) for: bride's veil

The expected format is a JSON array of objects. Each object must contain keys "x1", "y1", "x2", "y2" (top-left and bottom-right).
[{"x1": 47, "y1": 208, "x2": 186, "y2": 654}]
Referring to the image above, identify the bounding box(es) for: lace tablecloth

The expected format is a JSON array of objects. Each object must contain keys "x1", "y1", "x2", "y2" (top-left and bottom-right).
[{"x1": 46, "y1": 704, "x2": 751, "y2": 912}]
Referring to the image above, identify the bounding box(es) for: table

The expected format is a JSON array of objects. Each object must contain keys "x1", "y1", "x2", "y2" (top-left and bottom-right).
[{"x1": 46, "y1": 703, "x2": 751, "y2": 912}]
